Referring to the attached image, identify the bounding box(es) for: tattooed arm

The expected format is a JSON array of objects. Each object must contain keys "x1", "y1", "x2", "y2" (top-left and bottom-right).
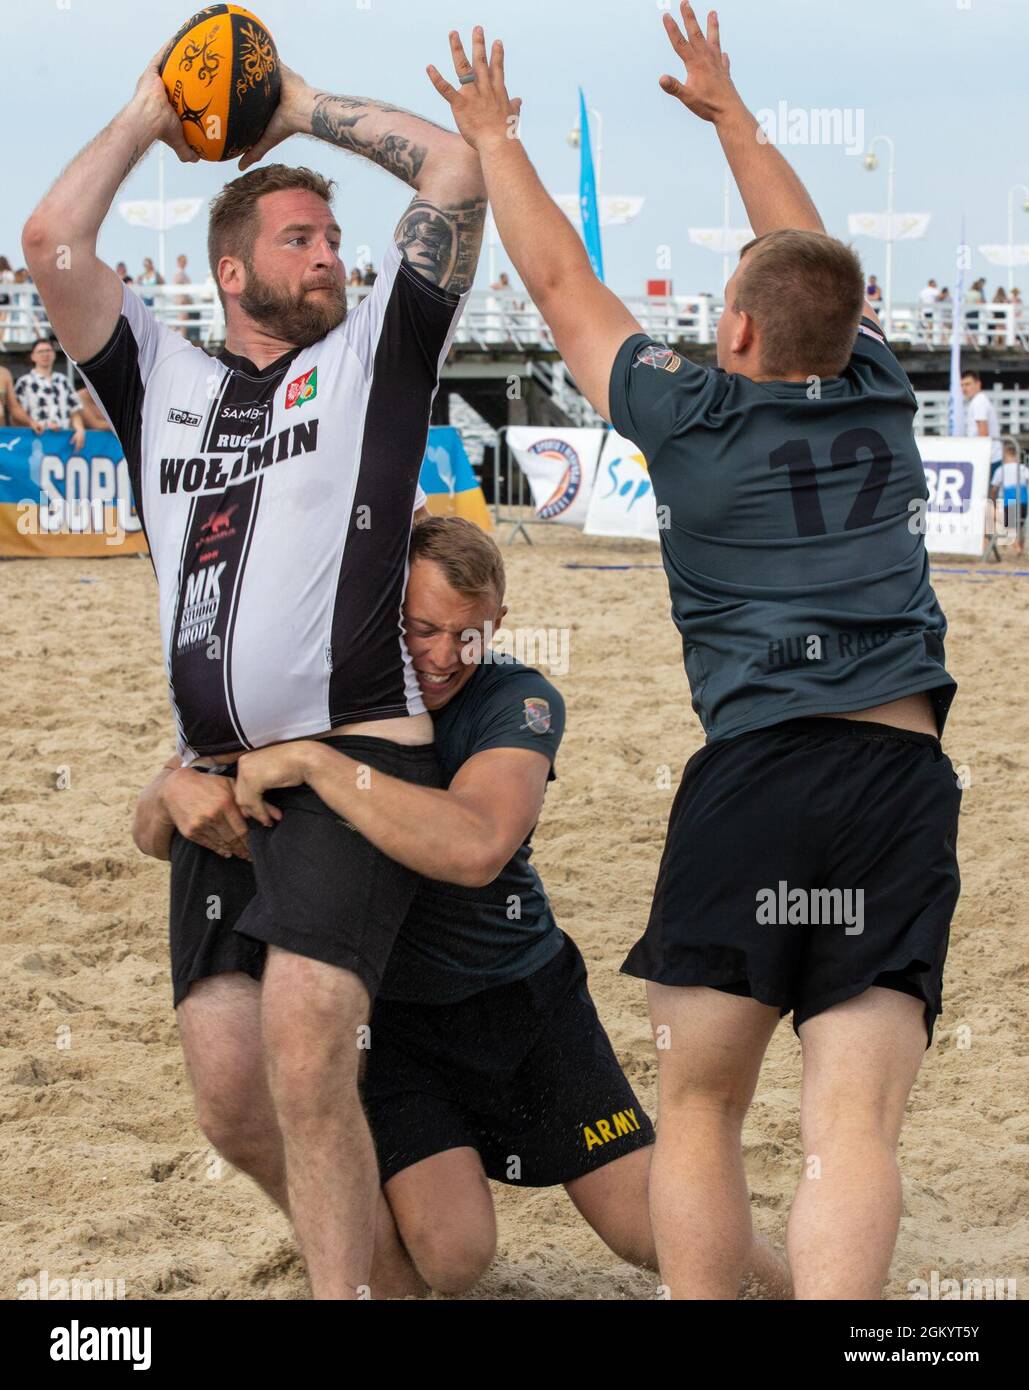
[
  {"x1": 22, "y1": 50, "x2": 196, "y2": 363},
  {"x1": 239, "y1": 63, "x2": 487, "y2": 293}
]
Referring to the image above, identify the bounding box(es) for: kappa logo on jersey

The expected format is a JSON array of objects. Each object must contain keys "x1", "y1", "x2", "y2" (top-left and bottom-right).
[
  {"x1": 633, "y1": 343, "x2": 682, "y2": 373},
  {"x1": 176, "y1": 561, "x2": 227, "y2": 651},
  {"x1": 168, "y1": 407, "x2": 203, "y2": 427},
  {"x1": 522, "y1": 697, "x2": 551, "y2": 734},
  {"x1": 285, "y1": 365, "x2": 318, "y2": 409}
]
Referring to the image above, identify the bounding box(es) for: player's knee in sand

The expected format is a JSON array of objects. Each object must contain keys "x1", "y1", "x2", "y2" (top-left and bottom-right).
[{"x1": 385, "y1": 1151, "x2": 497, "y2": 1295}]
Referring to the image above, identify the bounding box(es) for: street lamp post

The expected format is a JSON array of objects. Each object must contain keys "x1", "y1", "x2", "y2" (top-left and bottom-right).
[
  {"x1": 1006, "y1": 183, "x2": 1029, "y2": 294},
  {"x1": 863, "y1": 135, "x2": 896, "y2": 336}
]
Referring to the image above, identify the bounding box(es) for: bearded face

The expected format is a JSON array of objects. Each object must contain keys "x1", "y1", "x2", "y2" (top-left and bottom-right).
[{"x1": 238, "y1": 259, "x2": 348, "y2": 348}]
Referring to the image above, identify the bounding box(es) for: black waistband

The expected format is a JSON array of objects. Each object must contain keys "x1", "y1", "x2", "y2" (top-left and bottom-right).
[
  {"x1": 316, "y1": 734, "x2": 437, "y2": 761},
  {"x1": 199, "y1": 735, "x2": 437, "y2": 775},
  {"x1": 763, "y1": 717, "x2": 942, "y2": 751}
]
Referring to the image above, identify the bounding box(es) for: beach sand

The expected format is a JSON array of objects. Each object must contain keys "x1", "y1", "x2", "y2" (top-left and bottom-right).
[{"x1": 1, "y1": 530, "x2": 1026, "y2": 1300}]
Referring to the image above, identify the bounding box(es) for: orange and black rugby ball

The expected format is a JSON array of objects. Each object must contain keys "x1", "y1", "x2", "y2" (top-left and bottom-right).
[{"x1": 160, "y1": 6, "x2": 280, "y2": 162}]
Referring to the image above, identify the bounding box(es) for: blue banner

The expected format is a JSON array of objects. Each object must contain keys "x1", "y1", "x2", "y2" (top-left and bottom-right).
[
  {"x1": 0, "y1": 424, "x2": 490, "y2": 556},
  {"x1": 578, "y1": 88, "x2": 605, "y2": 283}
]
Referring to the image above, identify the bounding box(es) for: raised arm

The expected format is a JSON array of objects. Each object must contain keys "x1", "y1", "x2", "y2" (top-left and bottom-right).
[
  {"x1": 21, "y1": 53, "x2": 197, "y2": 364},
  {"x1": 233, "y1": 741, "x2": 550, "y2": 889},
  {"x1": 239, "y1": 63, "x2": 487, "y2": 293},
  {"x1": 659, "y1": 5, "x2": 824, "y2": 237},
  {"x1": 427, "y1": 28, "x2": 639, "y2": 421}
]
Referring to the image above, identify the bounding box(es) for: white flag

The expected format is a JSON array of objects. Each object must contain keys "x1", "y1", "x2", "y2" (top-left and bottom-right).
[
  {"x1": 555, "y1": 194, "x2": 645, "y2": 227},
  {"x1": 117, "y1": 198, "x2": 204, "y2": 231},
  {"x1": 978, "y1": 243, "x2": 1029, "y2": 268},
  {"x1": 847, "y1": 212, "x2": 931, "y2": 241},
  {"x1": 688, "y1": 226, "x2": 754, "y2": 254}
]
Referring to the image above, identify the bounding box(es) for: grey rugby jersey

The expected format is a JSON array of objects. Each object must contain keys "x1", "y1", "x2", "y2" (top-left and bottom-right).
[
  {"x1": 77, "y1": 242, "x2": 467, "y2": 764},
  {"x1": 608, "y1": 319, "x2": 956, "y2": 742}
]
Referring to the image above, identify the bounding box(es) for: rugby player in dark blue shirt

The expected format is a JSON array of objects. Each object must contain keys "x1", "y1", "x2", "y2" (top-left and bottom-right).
[{"x1": 429, "y1": 12, "x2": 961, "y2": 1299}]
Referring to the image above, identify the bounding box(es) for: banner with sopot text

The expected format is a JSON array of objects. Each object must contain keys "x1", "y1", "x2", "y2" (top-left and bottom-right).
[
  {"x1": 0, "y1": 425, "x2": 492, "y2": 557},
  {"x1": 583, "y1": 430, "x2": 660, "y2": 540},
  {"x1": 507, "y1": 427, "x2": 604, "y2": 527},
  {"x1": 0, "y1": 428, "x2": 146, "y2": 558}
]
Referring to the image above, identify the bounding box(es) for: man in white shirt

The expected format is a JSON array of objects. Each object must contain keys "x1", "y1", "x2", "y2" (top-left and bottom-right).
[
  {"x1": 919, "y1": 277, "x2": 940, "y2": 344},
  {"x1": 961, "y1": 370, "x2": 1004, "y2": 559}
]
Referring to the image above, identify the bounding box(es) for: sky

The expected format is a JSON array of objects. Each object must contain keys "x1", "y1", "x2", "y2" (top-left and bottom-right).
[{"x1": 2, "y1": 0, "x2": 1025, "y2": 301}]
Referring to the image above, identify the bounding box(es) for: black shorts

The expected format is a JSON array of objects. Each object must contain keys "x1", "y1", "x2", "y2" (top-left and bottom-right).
[
  {"x1": 362, "y1": 933, "x2": 655, "y2": 1186},
  {"x1": 622, "y1": 718, "x2": 962, "y2": 1046},
  {"x1": 169, "y1": 735, "x2": 441, "y2": 1007}
]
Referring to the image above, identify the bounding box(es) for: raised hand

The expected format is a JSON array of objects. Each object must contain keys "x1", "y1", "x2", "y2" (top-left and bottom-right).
[
  {"x1": 132, "y1": 48, "x2": 200, "y2": 164},
  {"x1": 658, "y1": 4, "x2": 739, "y2": 123},
  {"x1": 237, "y1": 62, "x2": 310, "y2": 171},
  {"x1": 426, "y1": 27, "x2": 522, "y2": 153}
]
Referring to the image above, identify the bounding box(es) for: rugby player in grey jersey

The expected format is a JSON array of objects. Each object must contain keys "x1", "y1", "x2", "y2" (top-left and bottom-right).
[{"x1": 430, "y1": 12, "x2": 961, "y2": 1300}]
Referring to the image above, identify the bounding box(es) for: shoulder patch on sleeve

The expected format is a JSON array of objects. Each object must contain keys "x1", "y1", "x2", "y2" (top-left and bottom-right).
[
  {"x1": 521, "y1": 697, "x2": 552, "y2": 734},
  {"x1": 633, "y1": 343, "x2": 683, "y2": 373}
]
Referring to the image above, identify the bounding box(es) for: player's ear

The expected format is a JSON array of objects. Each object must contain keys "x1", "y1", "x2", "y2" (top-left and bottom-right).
[
  {"x1": 732, "y1": 308, "x2": 757, "y2": 357},
  {"x1": 218, "y1": 254, "x2": 245, "y2": 301}
]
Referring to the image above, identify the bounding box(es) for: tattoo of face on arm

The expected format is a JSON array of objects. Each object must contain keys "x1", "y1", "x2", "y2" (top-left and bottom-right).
[
  {"x1": 310, "y1": 93, "x2": 437, "y2": 184},
  {"x1": 394, "y1": 196, "x2": 486, "y2": 296}
]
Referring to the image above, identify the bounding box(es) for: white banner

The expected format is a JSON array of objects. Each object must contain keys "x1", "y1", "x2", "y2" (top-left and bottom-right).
[
  {"x1": 555, "y1": 194, "x2": 645, "y2": 227},
  {"x1": 688, "y1": 226, "x2": 754, "y2": 254},
  {"x1": 978, "y1": 243, "x2": 1029, "y2": 268},
  {"x1": 847, "y1": 211, "x2": 931, "y2": 241},
  {"x1": 508, "y1": 427, "x2": 603, "y2": 527},
  {"x1": 916, "y1": 435, "x2": 992, "y2": 556},
  {"x1": 583, "y1": 430, "x2": 660, "y2": 540},
  {"x1": 117, "y1": 198, "x2": 204, "y2": 231}
]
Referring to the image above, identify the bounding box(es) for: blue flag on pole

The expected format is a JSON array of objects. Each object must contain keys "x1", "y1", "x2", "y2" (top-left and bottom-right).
[
  {"x1": 948, "y1": 220, "x2": 966, "y2": 437},
  {"x1": 578, "y1": 88, "x2": 604, "y2": 283}
]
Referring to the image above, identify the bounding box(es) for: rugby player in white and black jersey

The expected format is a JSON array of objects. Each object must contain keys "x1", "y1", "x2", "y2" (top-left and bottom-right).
[{"x1": 22, "y1": 44, "x2": 497, "y2": 1298}]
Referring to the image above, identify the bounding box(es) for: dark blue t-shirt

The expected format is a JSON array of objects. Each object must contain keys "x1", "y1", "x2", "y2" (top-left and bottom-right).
[
  {"x1": 378, "y1": 656, "x2": 566, "y2": 1003},
  {"x1": 607, "y1": 320, "x2": 956, "y2": 742}
]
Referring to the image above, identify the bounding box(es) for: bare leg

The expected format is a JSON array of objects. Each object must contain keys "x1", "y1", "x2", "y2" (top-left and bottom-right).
[
  {"x1": 566, "y1": 1117, "x2": 791, "y2": 1296},
  {"x1": 176, "y1": 973, "x2": 289, "y2": 1212},
  {"x1": 788, "y1": 986, "x2": 926, "y2": 1299},
  {"x1": 383, "y1": 1147, "x2": 496, "y2": 1295},
  {"x1": 260, "y1": 947, "x2": 379, "y2": 1300},
  {"x1": 646, "y1": 983, "x2": 781, "y2": 1299}
]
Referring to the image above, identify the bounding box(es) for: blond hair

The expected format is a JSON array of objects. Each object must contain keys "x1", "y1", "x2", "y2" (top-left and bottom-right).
[{"x1": 409, "y1": 516, "x2": 506, "y2": 603}]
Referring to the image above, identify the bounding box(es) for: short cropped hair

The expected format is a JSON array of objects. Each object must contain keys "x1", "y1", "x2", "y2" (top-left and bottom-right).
[
  {"x1": 734, "y1": 229, "x2": 865, "y2": 379},
  {"x1": 206, "y1": 164, "x2": 336, "y2": 297},
  {"x1": 409, "y1": 515, "x2": 506, "y2": 604}
]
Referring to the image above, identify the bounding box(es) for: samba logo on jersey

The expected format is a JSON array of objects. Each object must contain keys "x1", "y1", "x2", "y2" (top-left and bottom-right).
[
  {"x1": 528, "y1": 438, "x2": 582, "y2": 520},
  {"x1": 285, "y1": 365, "x2": 318, "y2": 409}
]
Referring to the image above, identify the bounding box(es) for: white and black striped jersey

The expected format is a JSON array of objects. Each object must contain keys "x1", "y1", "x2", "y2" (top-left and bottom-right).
[{"x1": 76, "y1": 242, "x2": 467, "y2": 765}]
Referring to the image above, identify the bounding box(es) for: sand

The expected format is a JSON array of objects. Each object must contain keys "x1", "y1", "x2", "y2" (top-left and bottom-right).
[{"x1": 1, "y1": 529, "x2": 1026, "y2": 1301}]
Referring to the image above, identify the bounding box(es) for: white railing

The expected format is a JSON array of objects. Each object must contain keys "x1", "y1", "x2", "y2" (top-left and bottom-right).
[
  {"x1": 913, "y1": 387, "x2": 1029, "y2": 437},
  {"x1": 2, "y1": 280, "x2": 1026, "y2": 353}
]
